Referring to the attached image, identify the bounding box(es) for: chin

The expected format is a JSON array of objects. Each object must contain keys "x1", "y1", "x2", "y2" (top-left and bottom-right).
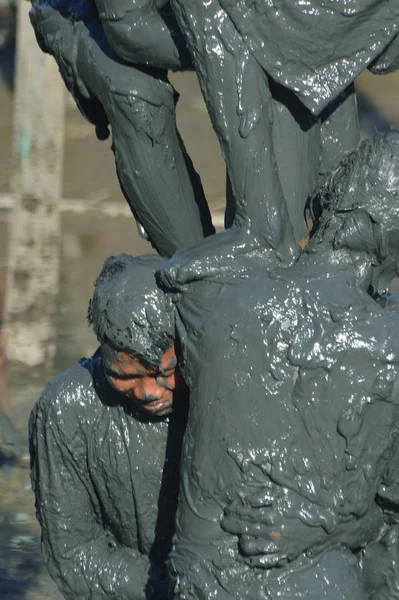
[
  {"x1": 135, "y1": 399, "x2": 174, "y2": 417},
  {"x1": 150, "y1": 405, "x2": 174, "y2": 417}
]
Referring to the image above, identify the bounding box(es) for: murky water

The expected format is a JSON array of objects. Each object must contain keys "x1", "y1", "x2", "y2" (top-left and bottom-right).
[{"x1": 1, "y1": 33, "x2": 399, "y2": 599}]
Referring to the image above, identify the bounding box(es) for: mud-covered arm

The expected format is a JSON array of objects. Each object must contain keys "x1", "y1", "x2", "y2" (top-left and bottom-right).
[
  {"x1": 95, "y1": 0, "x2": 193, "y2": 70},
  {"x1": 30, "y1": 2, "x2": 109, "y2": 136},
  {"x1": 29, "y1": 394, "x2": 165, "y2": 600}
]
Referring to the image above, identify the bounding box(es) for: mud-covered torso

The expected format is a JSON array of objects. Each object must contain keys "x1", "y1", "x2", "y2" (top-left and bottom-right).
[
  {"x1": 174, "y1": 265, "x2": 399, "y2": 546},
  {"x1": 85, "y1": 392, "x2": 167, "y2": 557},
  {"x1": 47, "y1": 357, "x2": 184, "y2": 566}
]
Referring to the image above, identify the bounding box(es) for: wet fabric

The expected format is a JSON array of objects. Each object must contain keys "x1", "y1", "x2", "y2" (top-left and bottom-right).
[
  {"x1": 219, "y1": 0, "x2": 399, "y2": 114},
  {"x1": 29, "y1": 355, "x2": 185, "y2": 599},
  {"x1": 158, "y1": 229, "x2": 399, "y2": 599},
  {"x1": 170, "y1": 0, "x2": 361, "y2": 243}
]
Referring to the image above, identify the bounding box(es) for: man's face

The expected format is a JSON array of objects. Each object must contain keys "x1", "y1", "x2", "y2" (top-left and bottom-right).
[{"x1": 103, "y1": 346, "x2": 181, "y2": 416}]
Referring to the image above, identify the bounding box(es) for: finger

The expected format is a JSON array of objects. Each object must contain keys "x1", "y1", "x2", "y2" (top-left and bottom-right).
[
  {"x1": 245, "y1": 553, "x2": 287, "y2": 569},
  {"x1": 224, "y1": 504, "x2": 278, "y2": 525},
  {"x1": 221, "y1": 516, "x2": 252, "y2": 535},
  {"x1": 221, "y1": 516, "x2": 276, "y2": 536},
  {"x1": 246, "y1": 489, "x2": 275, "y2": 508},
  {"x1": 239, "y1": 535, "x2": 279, "y2": 556},
  {"x1": 224, "y1": 497, "x2": 243, "y2": 513},
  {"x1": 224, "y1": 503, "x2": 257, "y2": 519}
]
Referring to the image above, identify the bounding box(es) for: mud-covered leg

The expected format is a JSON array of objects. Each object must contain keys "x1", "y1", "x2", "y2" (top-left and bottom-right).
[
  {"x1": 171, "y1": 0, "x2": 298, "y2": 262},
  {"x1": 108, "y1": 89, "x2": 214, "y2": 256},
  {"x1": 79, "y1": 20, "x2": 215, "y2": 256},
  {"x1": 30, "y1": 8, "x2": 213, "y2": 256},
  {"x1": 269, "y1": 81, "x2": 322, "y2": 243},
  {"x1": 320, "y1": 84, "x2": 360, "y2": 175},
  {"x1": 79, "y1": 21, "x2": 214, "y2": 256}
]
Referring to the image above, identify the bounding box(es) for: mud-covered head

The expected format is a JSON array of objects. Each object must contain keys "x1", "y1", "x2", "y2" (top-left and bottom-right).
[
  {"x1": 88, "y1": 254, "x2": 183, "y2": 416},
  {"x1": 306, "y1": 131, "x2": 399, "y2": 290},
  {"x1": 88, "y1": 253, "x2": 175, "y2": 365}
]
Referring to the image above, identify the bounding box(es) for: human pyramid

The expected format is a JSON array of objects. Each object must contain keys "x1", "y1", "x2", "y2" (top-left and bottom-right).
[{"x1": 30, "y1": 1, "x2": 399, "y2": 599}]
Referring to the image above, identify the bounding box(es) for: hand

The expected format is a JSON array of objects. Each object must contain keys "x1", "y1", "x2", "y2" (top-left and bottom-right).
[
  {"x1": 221, "y1": 485, "x2": 338, "y2": 568},
  {"x1": 222, "y1": 485, "x2": 385, "y2": 569}
]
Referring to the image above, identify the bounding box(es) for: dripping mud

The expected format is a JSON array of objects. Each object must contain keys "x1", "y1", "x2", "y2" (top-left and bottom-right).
[{"x1": 1, "y1": 18, "x2": 399, "y2": 598}]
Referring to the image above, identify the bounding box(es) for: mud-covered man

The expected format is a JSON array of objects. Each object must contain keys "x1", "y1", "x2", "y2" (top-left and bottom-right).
[
  {"x1": 29, "y1": 0, "x2": 214, "y2": 256},
  {"x1": 29, "y1": 254, "x2": 188, "y2": 599},
  {"x1": 158, "y1": 132, "x2": 399, "y2": 599},
  {"x1": 170, "y1": 0, "x2": 398, "y2": 242}
]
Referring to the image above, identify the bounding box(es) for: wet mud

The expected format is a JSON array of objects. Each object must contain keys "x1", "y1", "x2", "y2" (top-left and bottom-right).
[{"x1": 1, "y1": 31, "x2": 399, "y2": 599}]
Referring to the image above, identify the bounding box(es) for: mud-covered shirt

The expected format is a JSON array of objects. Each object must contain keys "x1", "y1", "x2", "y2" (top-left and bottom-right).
[
  {"x1": 29, "y1": 355, "x2": 185, "y2": 600},
  {"x1": 180, "y1": 0, "x2": 398, "y2": 115},
  {"x1": 159, "y1": 237, "x2": 399, "y2": 599}
]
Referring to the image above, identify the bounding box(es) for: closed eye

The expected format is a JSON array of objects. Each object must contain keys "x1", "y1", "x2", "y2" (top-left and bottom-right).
[
  {"x1": 158, "y1": 368, "x2": 175, "y2": 378},
  {"x1": 105, "y1": 368, "x2": 143, "y2": 381}
]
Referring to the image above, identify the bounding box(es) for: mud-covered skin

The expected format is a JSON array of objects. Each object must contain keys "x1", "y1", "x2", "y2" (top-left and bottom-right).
[
  {"x1": 29, "y1": 354, "x2": 186, "y2": 599},
  {"x1": 30, "y1": 0, "x2": 214, "y2": 257},
  {"x1": 215, "y1": 0, "x2": 398, "y2": 115},
  {"x1": 94, "y1": 0, "x2": 193, "y2": 71},
  {"x1": 170, "y1": 0, "x2": 362, "y2": 243},
  {"x1": 158, "y1": 135, "x2": 399, "y2": 599}
]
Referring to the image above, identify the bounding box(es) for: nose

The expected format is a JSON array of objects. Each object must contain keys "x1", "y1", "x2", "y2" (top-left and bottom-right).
[
  {"x1": 141, "y1": 392, "x2": 162, "y2": 402},
  {"x1": 134, "y1": 377, "x2": 165, "y2": 402}
]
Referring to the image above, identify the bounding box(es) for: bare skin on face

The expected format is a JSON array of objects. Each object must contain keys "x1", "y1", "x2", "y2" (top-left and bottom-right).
[{"x1": 105, "y1": 346, "x2": 181, "y2": 415}]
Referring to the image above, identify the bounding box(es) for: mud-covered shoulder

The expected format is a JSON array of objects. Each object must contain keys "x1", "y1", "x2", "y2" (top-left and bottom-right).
[
  {"x1": 157, "y1": 229, "x2": 278, "y2": 293},
  {"x1": 29, "y1": 359, "x2": 101, "y2": 451}
]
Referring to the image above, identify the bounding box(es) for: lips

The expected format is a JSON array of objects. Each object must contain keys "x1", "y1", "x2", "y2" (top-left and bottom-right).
[{"x1": 138, "y1": 397, "x2": 172, "y2": 413}]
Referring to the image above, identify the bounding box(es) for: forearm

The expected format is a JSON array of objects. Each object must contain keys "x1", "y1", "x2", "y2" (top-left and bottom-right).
[
  {"x1": 42, "y1": 528, "x2": 162, "y2": 600},
  {"x1": 34, "y1": 453, "x2": 164, "y2": 599}
]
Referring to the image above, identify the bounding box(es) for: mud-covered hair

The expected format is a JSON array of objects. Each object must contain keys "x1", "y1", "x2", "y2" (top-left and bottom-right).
[
  {"x1": 306, "y1": 131, "x2": 399, "y2": 259},
  {"x1": 88, "y1": 254, "x2": 175, "y2": 365}
]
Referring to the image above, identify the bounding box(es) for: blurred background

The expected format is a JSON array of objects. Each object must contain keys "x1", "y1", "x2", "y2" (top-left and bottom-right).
[{"x1": 1, "y1": 2, "x2": 399, "y2": 599}]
